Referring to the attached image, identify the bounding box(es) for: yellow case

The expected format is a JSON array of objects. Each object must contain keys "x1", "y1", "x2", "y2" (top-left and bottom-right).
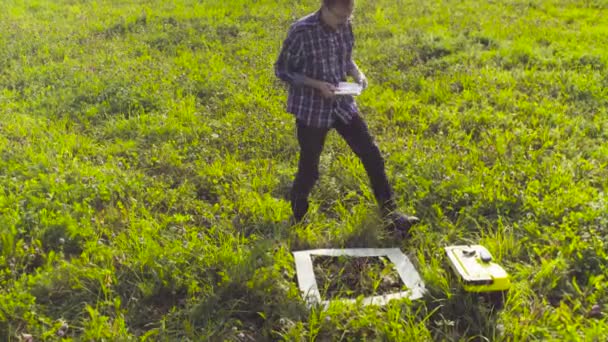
[{"x1": 445, "y1": 245, "x2": 511, "y2": 292}]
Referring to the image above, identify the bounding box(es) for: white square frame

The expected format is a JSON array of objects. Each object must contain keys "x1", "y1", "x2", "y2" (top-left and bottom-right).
[{"x1": 293, "y1": 248, "x2": 426, "y2": 308}]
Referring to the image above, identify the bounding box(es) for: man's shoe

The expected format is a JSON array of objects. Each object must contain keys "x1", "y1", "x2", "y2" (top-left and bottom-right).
[
  {"x1": 380, "y1": 199, "x2": 419, "y2": 233},
  {"x1": 383, "y1": 211, "x2": 420, "y2": 234}
]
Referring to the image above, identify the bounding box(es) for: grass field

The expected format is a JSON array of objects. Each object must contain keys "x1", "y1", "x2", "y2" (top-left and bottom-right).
[{"x1": 1, "y1": 0, "x2": 607, "y2": 340}]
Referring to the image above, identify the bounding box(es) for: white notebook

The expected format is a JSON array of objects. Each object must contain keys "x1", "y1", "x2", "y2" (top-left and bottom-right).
[{"x1": 334, "y1": 82, "x2": 363, "y2": 96}]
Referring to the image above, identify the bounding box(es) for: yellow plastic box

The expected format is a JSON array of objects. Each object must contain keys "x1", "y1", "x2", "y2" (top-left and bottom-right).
[{"x1": 445, "y1": 245, "x2": 511, "y2": 292}]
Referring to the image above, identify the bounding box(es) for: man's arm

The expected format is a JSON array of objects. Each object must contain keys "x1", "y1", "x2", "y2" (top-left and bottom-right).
[
  {"x1": 345, "y1": 22, "x2": 367, "y2": 89},
  {"x1": 274, "y1": 30, "x2": 308, "y2": 86},
  {"x1": 274, "y1": 29, "x2": 336, "y2": 98},
  {"x1": 347, "y1": 60, "x2": 367, "y2": 89}
]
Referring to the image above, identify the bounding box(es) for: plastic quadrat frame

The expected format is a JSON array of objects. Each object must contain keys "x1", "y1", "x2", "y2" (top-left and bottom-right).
[{"x1": 293, "y1": 248, "x2": 426, "y2": 308}]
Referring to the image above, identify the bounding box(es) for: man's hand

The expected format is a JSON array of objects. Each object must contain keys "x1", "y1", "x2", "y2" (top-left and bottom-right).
[
  {"x1": 354, "y1": 71, "x2": 368, "y2": 90},
  {"x1": 349, "y1": 61, "x2": 368, "y2": 90},
  {"x1": 298, "y1": 76, "x2": 336, "y2": 98},
  {"x1": 314, "y1": 81, "x2": 337, "y2": 99}
]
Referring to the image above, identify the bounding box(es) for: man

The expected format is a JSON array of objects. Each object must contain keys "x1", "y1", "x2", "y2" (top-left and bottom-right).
[{"x1": 274, "y1": 0, "x2": 419, "y2": 232}]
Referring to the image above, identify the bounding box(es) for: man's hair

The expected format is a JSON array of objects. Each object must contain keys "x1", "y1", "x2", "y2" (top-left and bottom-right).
[{"x1": 323, "y1": 0, "x2": 353, "y2": 8}]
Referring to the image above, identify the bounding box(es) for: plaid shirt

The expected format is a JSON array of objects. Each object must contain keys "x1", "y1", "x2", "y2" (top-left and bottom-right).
[{"x1": 274, "y1": 10, "x2": 358, "y2": 128}]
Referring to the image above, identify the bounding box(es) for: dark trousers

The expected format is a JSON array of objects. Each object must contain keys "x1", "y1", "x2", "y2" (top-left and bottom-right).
[{"x1": 290, "y1": 114, "x2": 394, "y2": 220}]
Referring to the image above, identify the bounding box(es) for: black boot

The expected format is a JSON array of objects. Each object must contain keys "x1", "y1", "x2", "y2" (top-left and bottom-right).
[{"x1": 381, "y1": 200, "x2": 420, "y2": 234}]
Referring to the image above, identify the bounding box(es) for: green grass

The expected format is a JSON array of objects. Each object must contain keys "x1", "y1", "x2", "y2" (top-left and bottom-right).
[
  {"x1": 1, "y1": 0, "x2": 607, "y2": 340},
  {"x1": 312, "y1": 255, "x2": 407, "y2": 300}
]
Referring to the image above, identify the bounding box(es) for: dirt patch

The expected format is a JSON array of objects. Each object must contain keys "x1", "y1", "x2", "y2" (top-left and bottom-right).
[{"x1": 312, "y1": 255, "x2": 406, "y2": 300}]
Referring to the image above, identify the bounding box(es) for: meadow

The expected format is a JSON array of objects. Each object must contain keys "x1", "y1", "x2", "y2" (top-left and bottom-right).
[{"x1": 1, "y1": 0, "x2": 607, "y2": 340}]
